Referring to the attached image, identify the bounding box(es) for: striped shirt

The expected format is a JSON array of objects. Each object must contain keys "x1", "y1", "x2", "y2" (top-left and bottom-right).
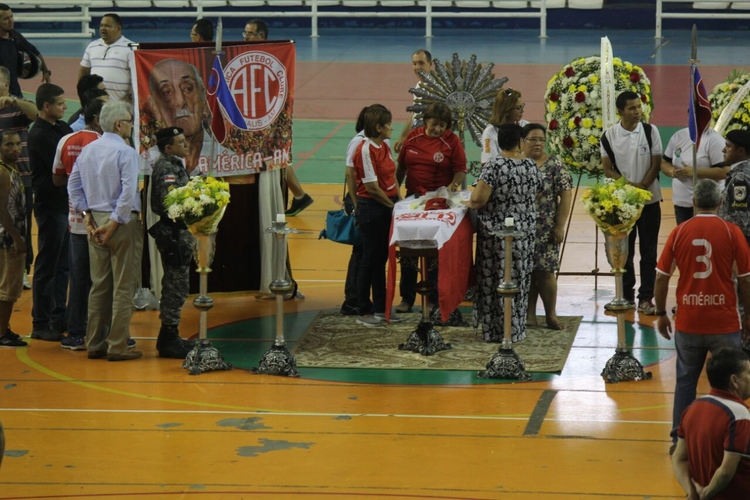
[{"x1": 80, "y1": 36, "x2": 134, "y2": 102}]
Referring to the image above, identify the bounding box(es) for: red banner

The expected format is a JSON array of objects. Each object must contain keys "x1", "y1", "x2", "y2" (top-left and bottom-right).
[{"x1": 132, "y1": 42, "x2": 295, "y2": 177}]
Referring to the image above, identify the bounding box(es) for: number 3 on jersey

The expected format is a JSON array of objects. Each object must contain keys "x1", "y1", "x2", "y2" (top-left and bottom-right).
[{"x1": 692, "y1": 239, "x2": 713, "y2": 279}]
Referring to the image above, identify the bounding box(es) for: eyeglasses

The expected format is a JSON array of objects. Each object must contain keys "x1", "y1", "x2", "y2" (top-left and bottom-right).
[
  {"x1": 524, "y1": 137, "x2": 545, "y2": 143},
  {"x1": 243, "y1": 31, "x2": 261, "y2": 38}
]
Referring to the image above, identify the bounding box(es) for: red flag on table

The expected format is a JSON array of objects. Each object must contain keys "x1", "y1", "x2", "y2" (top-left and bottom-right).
[
  {"x1": 206, "y1": 54, "x2": 247, "y2": 144},
  {"x1": 688, "y1": 63, "x2": 712, "y2": 150}
]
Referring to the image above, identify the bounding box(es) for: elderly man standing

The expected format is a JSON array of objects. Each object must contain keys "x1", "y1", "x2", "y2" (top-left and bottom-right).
[
  {"x1": 672, "y1": 347, "x2": 750, "y2": 499},
  {"x1": 78, "y1": 13, "x2": 133, "y2": 103},
  {"x1": 654, "y1": 179, "x2": 750, "y2": 455},
  {"x1": 149, "y1": 127, "x2": 195, "y2": 359},
  {"x1": 68, "y1": 100, "x2": 143, "y2": 361}
]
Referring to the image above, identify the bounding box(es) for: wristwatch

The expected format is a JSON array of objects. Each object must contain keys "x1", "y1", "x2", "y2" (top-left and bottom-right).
[{"x1": 655, "y1": 310, "x2": 667, "y2": 317}]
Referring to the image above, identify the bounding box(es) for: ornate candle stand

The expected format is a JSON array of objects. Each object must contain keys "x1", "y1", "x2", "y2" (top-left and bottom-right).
[
  {"x1": 182, "y1": 226, "x2": 233, "y2": 375},
  {"x1": 252, "y1": 217, "x2": 300, "y2": 377},
  {"x1": 398, "y1": 248, "x2": 452, "y2": 356},
  {"x1": 600, "y1": 232, "x2": 652, "y2": 383},
  {"x1": 478, "y1": 221, "x2": 532, "y2": 381}
]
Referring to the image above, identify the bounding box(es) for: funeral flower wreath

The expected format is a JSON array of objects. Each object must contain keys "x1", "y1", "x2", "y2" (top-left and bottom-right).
[
  {"x1": 544, "y1": 56, "x2": 653, "y2": 176},
  {"x1": 708, "y1": 70, "x2": 750, "y2": 134}
]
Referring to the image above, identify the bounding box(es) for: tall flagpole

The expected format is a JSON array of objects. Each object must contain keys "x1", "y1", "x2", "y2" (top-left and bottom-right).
[
  {"x1": 209, "y1": 17, "x2": 223, "y2": 178},
  {"x1": 689, "y1": 25, "x2": 698, "y2": 217}
]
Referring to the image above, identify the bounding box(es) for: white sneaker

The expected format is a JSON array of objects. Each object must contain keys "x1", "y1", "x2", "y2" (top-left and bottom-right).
[
  {"x1": 356, "y1": 315, "x2": 384, "y2": 327},
  {"x1": 23, "y1": 272, "x2": 31, "y2": 290},
  {"x1": 374, "y1": 311, "x2": 405, "y2": 323}
]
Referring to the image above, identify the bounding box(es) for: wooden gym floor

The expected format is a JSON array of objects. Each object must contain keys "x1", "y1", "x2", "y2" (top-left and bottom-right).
[{"x1": 4, "y1": 25, "x2": 749, "y2": 499}]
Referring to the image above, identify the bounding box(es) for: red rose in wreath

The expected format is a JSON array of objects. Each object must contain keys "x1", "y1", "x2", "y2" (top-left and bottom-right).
[
  {"x1": 574, "y1": 91, "x2": 586, "y2": 103},
  {"x1": 564, "y1": 67, "x2": 575, "y2": 78},
  {"x1": 563, "y1": 136, "x2": 574, "y2": 148},
  {"x1": 629, "y1": 71, "x2": 640, "y2": 83},
  {"x1": 549, "y1": 120, "x2": 559, "y2": 130},
  {"x1": 549, "y1": 92, "x2": 560, "y2": 102}
]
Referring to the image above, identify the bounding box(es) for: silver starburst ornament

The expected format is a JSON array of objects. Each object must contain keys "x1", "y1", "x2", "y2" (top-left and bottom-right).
[{"x1": 407, "y1": 53, "x2": 508, "y2": 147}]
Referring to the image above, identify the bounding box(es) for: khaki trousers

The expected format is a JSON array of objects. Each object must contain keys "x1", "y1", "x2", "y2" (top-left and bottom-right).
[{"x1": 86, "y1": 212, "x2": 143, "y2": 355}]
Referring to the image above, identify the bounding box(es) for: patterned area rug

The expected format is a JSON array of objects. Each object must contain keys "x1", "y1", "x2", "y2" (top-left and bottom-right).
[{"x1": 293, "y1": 311, "x2": 582, "y2": 373}]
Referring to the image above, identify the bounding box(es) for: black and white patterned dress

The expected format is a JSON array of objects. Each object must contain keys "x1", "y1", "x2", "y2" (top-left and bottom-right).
[{"x1": 474, "y1": 156, "x2": 541, "y2": 342}]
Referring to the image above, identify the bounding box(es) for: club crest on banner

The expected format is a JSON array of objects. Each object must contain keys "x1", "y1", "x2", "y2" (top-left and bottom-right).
[{"x1": 223, "y1": 51, "x2": 289, "y2": 131}]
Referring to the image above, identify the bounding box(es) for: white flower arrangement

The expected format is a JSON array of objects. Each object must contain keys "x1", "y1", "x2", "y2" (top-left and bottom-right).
[
  {"x1": 582, "y1": 177, "x2": 652, "y2": 235},
  {"x1": 165, "y1": 176, "x2": 230, "y2": 235},
  {"x1": 545, "y1": 56, "x2": 653, "y2": 176},
  {"x1": 708, "y1": 69, "x2": 750, "y2": 133}
]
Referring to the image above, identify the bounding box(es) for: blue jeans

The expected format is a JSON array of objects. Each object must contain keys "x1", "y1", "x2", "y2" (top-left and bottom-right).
[
  {"x1": 32, "y1": 205, "x2": 69, "y2": 330},
  {"x1": 67, "y1": 233, "x2": 91, "y2": 337},
  {"x1": 670, "y1": 329, "x2": 742, "y2": 442},
  {"x1": 355, "y1": 197, "x2": 395, "y2": 315}
]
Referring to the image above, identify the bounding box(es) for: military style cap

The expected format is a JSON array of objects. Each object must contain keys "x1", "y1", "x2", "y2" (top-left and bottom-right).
[
  {"x1": 726, "y1": 129, "x2": 750, "y2": 151},
  {"x1": 156, "y1": 126, "x2": 184, "y2": 146}
]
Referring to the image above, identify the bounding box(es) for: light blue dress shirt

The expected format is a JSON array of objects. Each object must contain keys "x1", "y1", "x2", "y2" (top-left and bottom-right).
[{"x1": 68, "y1": 131, "x2": 141, "y2": 225}]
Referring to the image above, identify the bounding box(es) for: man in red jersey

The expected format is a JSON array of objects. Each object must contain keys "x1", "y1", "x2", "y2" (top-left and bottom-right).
[
  {"x1": 51, "y1": 100, "x2": 104, "y2": 351},
  {"x1": 672, "y1": 347, "x2": 750, "y2": 499},
  {"x1": 654, "y1": 179, "x2": 750, "y2": 456}
]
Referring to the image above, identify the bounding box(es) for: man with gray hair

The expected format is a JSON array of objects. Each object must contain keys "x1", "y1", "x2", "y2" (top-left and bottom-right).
[
  {"x1": 654, "y1": 179, "x2": 750, "y2": 455},
  {"x1": 68, "y1": 100, "x2": 143, "y2": 362}
]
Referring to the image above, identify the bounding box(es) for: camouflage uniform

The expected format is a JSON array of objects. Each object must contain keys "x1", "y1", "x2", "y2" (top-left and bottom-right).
[
  {"x1": 149, "y1": 153, "x2": 193, "y2": 327},
  {"x1": 718, "y1": 160, "x2": 750, "y2": 246}
]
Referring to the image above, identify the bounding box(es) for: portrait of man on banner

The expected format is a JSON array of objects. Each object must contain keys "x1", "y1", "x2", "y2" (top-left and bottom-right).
[{"x1": 133, "y1": 43, "x2": 295, "y2": 177}]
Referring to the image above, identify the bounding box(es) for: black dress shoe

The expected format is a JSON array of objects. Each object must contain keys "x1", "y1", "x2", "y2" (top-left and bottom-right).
[
  {"x1": 87, "y1": 350, "x2": 107, "y2": 359},
  {"x1": 31, "y1": 329, "x2": 63, "y2": 342}
]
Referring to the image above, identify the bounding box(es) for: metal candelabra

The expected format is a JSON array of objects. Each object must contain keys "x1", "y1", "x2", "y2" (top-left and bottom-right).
[
  {"x1": 252, "y1": 216, "x2": 300, "y2": 377},
  {"x1": 182, "y1": 230, "x2": 233, "y2": 375},
  {"x1": 398, "y1": 248, "x2": 452, "y2": 356},
  {"x1": 478, "y1": 219, "x2": 532, "y2": 381},
  {"x1": 600, "y1": 232, "x2": 652, "y2": 383}
]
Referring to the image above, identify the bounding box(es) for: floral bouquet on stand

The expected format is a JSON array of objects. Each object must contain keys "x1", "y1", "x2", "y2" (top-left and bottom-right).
[
  {"x1": 708, "y1": 69, "x2": 750, "y2": 134},
  {"x1": 545, "y1": 56, "x2": 653, "y2": 177},
  {"x1": 582, "y1": 177, "x2": 652, "y2": 235},
  {"x1": 165, "y1": 176, "x2": 231, "y2": 236}
]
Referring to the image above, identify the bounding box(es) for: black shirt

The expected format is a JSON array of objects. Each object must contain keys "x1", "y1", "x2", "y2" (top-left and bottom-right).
[
  {"x1": 0, "y1": 32, "x2": 41, "y2": 97},
  {"x1": 28, "y1": 117, "x2": 72, "y2": 213}
]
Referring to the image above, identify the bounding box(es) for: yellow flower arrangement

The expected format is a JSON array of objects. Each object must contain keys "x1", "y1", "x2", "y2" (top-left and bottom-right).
[
  {"x1": 581, "y1": 177, "x2": 652, "y2": 234},
  {"x1": 165, "y1": 176, "x2": 231, "y2": 234},
  {"x1": 708, "y1": 70, "x2": 750, "y2": 133}
]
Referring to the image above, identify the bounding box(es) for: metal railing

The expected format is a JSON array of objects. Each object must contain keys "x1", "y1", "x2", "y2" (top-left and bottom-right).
[{"x1": 656, "y1": 0, "x2": 750, "y2": 38}]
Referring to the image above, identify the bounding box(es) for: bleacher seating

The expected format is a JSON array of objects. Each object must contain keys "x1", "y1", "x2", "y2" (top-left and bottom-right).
[
  {"x1": 13, "y1": 0, "x2": 94, "y2": 38},
  {"x1": 656, "y1": 0, "x2": 750, "y2": 38}
]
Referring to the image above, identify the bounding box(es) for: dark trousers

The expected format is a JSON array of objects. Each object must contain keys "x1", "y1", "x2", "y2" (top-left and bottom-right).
[
  {"x1": 355, "y1": 197, "x2": 394, "y2": 315},
  {"x1": 67, "y1": 233, "x2": 91, "y2": 337},
  {"x1": 32, "y1": 205, "x2": 70, "y2": 330},
  {"x1": 343, "y1": 242, "x2": 370, "y2": 309},
  {"x1": 24, "y1": 187, "x2": 33, "y2": 272},
  {"x1": 624, "y1": 202, "x2": 661, "y2": 302},
  {"x1": 399, "y1": 256, "x2": 438, "y2": 306},
  {"x1": 674, "y1": 205, "x2": 693, "y2": 225}
]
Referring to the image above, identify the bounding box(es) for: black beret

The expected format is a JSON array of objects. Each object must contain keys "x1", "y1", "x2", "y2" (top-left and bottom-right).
[
  {"x1": 155, "y1": 127, "x2": 184, "y2": 145},
  {"x1": 726, "y1": 129, "x2": 750, "y2": 151}
]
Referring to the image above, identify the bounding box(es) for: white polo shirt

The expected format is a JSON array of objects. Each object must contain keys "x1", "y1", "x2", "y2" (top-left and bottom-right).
[
  {"x1": 80, "y1": 36, "x2": 134, "y2": 102},
  {"x1": 600, "y1": 121, "x2": 663, "y2": 203},
  {"x1": 664, "y1": 127, "x2": 725, "y2": 208},
  {"x1": 480, "y1": 119, "x2": 530, "y2": 164}
]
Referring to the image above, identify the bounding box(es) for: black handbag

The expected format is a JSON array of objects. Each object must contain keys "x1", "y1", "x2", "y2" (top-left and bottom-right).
[{"x1": 319, "y1": 184, "x2": 361, "y2": 245}]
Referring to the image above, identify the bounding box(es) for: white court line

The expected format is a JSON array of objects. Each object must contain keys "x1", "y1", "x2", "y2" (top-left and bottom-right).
[{"x1": 0, "y1": 407, "x2": 672, "y2": 425}]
